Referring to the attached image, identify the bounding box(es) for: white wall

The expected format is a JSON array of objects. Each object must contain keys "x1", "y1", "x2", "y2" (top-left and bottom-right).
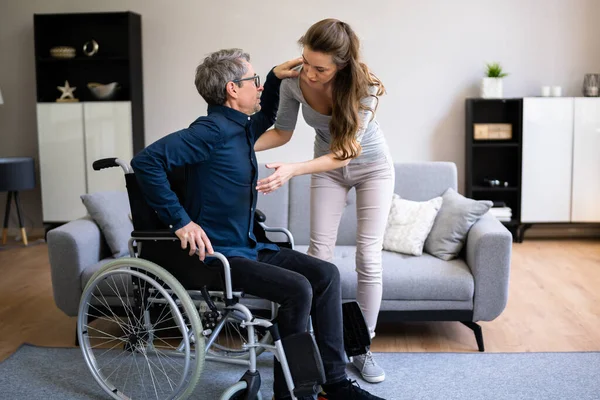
[{"x1": 1, "y1": 0, "x2": 599, "y2": 229}]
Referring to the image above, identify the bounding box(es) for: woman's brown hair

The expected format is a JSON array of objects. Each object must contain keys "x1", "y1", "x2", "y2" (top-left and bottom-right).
[{"x1": 299, "y1": 18, "x2": 385, "y2": 160}]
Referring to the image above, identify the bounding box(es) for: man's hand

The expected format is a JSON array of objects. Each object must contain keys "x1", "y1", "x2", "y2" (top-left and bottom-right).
[
  {"x1": 175, "y1": 221, "x2": 214, "y2": 261},
  {"x1": 273, "y1": 57, "x2": 303, "y2": 80},
  {"x1": 256, "y1": 162, "x2": 299, "y2": 194}
]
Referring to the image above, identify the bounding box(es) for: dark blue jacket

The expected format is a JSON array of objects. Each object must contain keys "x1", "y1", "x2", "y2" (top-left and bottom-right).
[{"x1": 131, "y1": 69, "x2": 280, "y2": 259}]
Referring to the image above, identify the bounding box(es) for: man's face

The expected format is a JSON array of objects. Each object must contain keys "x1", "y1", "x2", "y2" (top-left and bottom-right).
[{"x1": 237, "y1": 61, "x2": 263, "y2": 115}]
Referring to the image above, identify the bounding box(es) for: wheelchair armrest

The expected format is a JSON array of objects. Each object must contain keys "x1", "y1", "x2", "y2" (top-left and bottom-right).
[
  {"x1": 131, "y1": 230, "x2": 178, "y2": 239},
  {"x1": 259, "y1": 223, "x2": 295, "y2": 250}
]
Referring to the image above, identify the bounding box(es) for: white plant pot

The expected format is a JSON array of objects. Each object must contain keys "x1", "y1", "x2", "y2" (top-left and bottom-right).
[{"x1": 481, "y1": 77, "x2": 503, "y2": 98}]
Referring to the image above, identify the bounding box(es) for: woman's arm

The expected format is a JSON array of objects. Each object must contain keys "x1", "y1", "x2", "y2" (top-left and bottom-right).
[
  {"x1": 256, "y1": 152, "x2": 350, "y2": 194},
  {"x1": 254, "y1": 127, "x2": 293, "y2": 151},
  {"x1": 355, "y1": 85, "x2": 380, "y2": 144}
]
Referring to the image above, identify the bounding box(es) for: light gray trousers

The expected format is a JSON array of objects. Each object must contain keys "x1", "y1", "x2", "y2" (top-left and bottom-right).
[{"x1": 307, "y1": 154, "x2": 394, "y2": 337}]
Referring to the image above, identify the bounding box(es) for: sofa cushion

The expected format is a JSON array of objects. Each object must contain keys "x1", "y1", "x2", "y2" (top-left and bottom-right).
[
  {"x1": 295, "y1": 245, "x2": 474, "y2": 302},
  {"x1": 383, "y1": 194, "x2": 442, "y2": 256},
  {"x1": 81, "y1": 191, "x2": 133, "y2": 258},
  {"x1": 424, "y1": 188, "x2": 493, "y2": 261}
]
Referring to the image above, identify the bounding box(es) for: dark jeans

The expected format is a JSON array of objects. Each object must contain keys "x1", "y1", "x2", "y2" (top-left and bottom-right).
[{"x1": 141, "y1": 243, "x2": 347, "y2": 398}]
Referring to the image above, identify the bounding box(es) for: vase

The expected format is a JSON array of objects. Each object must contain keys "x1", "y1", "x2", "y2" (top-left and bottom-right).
[
  {"x1": 481, "y1": 77, "x2": 503, "y2": 99},
  {"x1": 583, "y1": 74, "x2": 599, "y2": 97}
]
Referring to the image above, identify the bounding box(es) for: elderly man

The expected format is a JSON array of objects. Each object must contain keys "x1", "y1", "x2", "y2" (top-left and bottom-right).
[{"x1": 131, "y1": 48, "x2": 385, "y2": 400}]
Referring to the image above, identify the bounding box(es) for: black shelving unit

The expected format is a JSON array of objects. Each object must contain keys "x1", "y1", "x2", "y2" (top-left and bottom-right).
[
  {"x1": 465, "y1": 98, "x2": 524, "y2": 242},
  {"x1": 33, "y1": 11, "x2": 144, "y2": 154}
]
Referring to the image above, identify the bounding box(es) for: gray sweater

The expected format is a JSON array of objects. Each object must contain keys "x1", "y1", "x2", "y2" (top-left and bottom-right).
[{"x1": 274, "y1": 75, "x2": 390, "y2": 164}]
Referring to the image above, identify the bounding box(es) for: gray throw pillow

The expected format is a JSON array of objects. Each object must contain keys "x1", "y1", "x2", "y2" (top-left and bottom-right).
[
  {"x1": 424, "y1": 188, "x2": 492, "y2": 261},
  {"x1": 81, "y1": 191, "x2": 133, "y2": 258}
]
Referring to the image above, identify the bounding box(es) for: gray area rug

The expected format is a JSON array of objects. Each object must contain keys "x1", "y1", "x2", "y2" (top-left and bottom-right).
[{"x1": 1, "y1": 344, "x2": 599, "y2": 400}]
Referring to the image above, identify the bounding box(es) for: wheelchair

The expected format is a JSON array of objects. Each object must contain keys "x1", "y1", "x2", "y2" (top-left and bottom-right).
[{"x1": 77, "y1": 158, "x2": 371, "y2": 400}]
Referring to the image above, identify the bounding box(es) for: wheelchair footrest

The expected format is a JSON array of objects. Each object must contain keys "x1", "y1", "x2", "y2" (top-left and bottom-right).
[
  {"x1": 342, "y1": 301, "x2": 371, "y2": 357},
  {"x1": 282, "y1": 332, "x2": 326, "y2": 397}
]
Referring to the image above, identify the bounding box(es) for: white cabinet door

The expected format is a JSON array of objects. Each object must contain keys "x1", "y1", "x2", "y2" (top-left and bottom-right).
[
  {"x1": 521, "y1": 98, "x2": 574, "y2": 223},
  {"x1": 36, "y1": 103, "x2": 87, "y2": 221},
  {"x1": 84, "y1": 102, "x2": 133, "y2": 194},
  {"x1": 571, "y1": 98, "x2": 600, "y2": 222}
]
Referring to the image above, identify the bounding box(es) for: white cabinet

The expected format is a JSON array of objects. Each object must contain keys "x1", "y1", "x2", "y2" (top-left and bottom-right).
[
  {"x1": 36, "y1": 103, "x2": 88, "y2": 222},
  {"x1": 521, "y1": 98, "x2": 574, "y2": 223},
  {"x1": 84, "y1": 102, "x2": 133, "y2": 194},
  {"x1": 36, "y1": 102, "x2": 133, "y2": 222},
  {"x1": 572, "y1": 98, "x2": 600, "y2": 222},
  {"x1": 521, "y1": 97, "x2": 600, "y2": 224}
]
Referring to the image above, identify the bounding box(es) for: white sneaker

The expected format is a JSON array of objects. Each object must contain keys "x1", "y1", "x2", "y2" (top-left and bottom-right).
[{"x1": 351, "y1": 351, "x2": 385, "y2": 383}]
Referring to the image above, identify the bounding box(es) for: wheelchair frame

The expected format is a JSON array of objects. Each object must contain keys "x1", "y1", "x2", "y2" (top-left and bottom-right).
[{"x1": 76, "y1": 158, "x2": 313, "y2": 400}]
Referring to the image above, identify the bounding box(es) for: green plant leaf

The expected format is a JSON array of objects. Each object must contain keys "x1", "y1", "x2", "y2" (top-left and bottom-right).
[{"x1": 485, "y1": 62, "x2": 509, "y2": 78}]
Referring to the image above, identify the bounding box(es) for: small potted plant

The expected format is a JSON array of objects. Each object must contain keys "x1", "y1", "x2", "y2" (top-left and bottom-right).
[{"x1": 481, "y1": 62, "x2": 508, "y2": 98}]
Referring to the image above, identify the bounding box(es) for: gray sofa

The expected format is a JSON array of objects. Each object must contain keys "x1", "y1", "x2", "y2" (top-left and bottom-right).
[{"x1": 48, "y1": 162, "x2": 512, "y2": 351}]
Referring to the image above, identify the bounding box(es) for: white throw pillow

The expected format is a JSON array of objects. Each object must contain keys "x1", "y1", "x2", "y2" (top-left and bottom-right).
[{"x1": 383, "y1": 194, "x2": 443, "y2": 256}]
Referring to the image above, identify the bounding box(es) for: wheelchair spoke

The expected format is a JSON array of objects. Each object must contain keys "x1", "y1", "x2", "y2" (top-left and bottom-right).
[
  {"x1": 139, "y1": 348, "x2": 161, "y2": 400},
  {"x1": 106, "y1": 274, "x2": 145, "y2": 332},
  {"x1": 117, "y1": 274, "x2": 136, "y2": 330},
  {"x1": 101, "y1": 348, "x2": 133, "y2": 380},
  {"x1": 122, "y1": 351, "x2": 135, "y2": 396},
  {"x1": 151, "y1": 347, "x2": 185, "y2": 378},
  {"x1": 89, "y1": 292, "x2": 136, "y2": 336},
  {"x1": 144, "y1": 350, "x2": 179, "y2": 392}
]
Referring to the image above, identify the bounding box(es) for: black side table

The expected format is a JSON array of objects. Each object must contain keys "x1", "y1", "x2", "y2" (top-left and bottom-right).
[{"x1": 0, "y1": 157, "x2": 36, "y2": 246}]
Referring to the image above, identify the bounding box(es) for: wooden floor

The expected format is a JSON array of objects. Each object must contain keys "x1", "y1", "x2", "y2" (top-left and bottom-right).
[{"x1": 0, "y1": 239, "x2": 599, "y2": 362}]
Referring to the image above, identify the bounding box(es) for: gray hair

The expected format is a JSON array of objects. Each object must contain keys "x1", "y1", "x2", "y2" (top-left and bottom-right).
[{"x1": 194, "y1": 48, "x2": 250, "y2": 105}]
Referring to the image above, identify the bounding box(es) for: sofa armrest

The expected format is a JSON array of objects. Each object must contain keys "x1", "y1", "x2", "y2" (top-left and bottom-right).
[
  {"x1": 47, "y1": 216, "x2": 110, "y2": 317},
  {"x1": 465, "y1": 213, "x2": 512, "y2": 322}
]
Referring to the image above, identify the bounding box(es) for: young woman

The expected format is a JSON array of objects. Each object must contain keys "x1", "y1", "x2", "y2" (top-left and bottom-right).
[{"x1": 254, "y1": 19, "x2": 394, "y2": 384}]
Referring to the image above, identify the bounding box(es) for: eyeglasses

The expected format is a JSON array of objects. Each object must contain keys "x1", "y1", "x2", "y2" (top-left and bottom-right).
[{"x1": 232, "y1": 74, "x2": 260, "y2": 88}]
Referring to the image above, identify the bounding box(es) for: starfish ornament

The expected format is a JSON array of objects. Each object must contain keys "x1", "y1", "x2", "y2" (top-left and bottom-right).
[{"x1": 57, "y1": 80, "x2": 77, "y2": 100}]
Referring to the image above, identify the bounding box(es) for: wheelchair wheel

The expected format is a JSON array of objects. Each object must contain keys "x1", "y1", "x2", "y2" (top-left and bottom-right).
[
  {"x1": 78, "y1": 258, "x2": 205, "y2": 400},
  {"x1": 205, "y1": 304, "x2": 272, "y2": 359},
  {"x1": 219, "y1": 381, "x2": 263, "y2": 400}
]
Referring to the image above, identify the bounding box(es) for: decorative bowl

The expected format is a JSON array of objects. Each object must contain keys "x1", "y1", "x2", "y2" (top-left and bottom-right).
[
  {"x1": 50, "y1": 46, "x2": 76, "y2": 59},
  {"x1": 87, "y1": 82, "x2": 120, "y2": 100}
]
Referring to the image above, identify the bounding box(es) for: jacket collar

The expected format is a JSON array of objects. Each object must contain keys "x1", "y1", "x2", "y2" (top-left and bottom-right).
[{"x1": 207, "y1": 104, "x2": 250, "y2": 127}]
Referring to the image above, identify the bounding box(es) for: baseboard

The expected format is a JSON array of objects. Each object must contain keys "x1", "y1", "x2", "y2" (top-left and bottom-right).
[
  {"x1": 524, "y1": 224, "x2": 600, "y2": 239},
  {"x1": 3, "y1": 227, "x2": 46, "y2": 240}
]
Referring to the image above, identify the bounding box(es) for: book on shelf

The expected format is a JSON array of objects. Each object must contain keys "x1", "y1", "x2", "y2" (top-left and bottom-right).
[{"x1": 490, "y1": 206, "x2": 512, "y2": 222}]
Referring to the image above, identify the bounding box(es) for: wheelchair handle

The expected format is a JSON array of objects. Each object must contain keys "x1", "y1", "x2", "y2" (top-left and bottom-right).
[{"x1": 92, "y1": 158, "x2": 132, "y2": 174}]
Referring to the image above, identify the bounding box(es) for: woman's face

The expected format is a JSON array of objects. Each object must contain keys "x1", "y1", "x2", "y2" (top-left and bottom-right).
[{"x1": 301, "y1": 47, "x2": 339, "y2": 87}]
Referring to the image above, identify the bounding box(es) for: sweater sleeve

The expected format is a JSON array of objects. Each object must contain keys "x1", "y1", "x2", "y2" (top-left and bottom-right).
[
  {"x1": 356, "y1": 85, "x2": 380, "y2": 144},
  {"x1": 274, "y1": 78, "x2": 301, "y2": 132}
]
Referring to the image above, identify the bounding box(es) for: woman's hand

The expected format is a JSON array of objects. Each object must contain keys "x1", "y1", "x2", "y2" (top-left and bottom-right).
[
  {"x1": 273, "y1": 57, "x2": 303, "y2": 79},
  {"x1": 256, "y1": 163, "x2": 299, "y2": 194},
  {"x1": 175, "y1": 221, "x2": 214, "y2": 261}
]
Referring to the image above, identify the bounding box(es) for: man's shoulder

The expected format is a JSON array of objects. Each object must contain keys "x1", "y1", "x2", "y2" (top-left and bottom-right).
[{"x1": 188, "y1": 113, "x2": 225, "y2": 132}]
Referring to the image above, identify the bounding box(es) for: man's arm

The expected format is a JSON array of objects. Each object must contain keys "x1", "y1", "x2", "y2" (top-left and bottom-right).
[
  {"x1": 250, "y1": 69, "x2": 281, "y2": 136},
  {"x1": 251, "y1": 58, "x2": 302, "y2": 140}
]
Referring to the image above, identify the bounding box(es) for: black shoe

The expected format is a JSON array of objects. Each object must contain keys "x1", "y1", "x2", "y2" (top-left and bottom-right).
[{"x1": 318, "y1": 379, "x2": 386, "y2": 400}]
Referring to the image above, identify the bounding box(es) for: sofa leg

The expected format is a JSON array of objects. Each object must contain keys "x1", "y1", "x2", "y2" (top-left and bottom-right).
[{"x1": 461, "y1": 321, "x2": 484, "y2": 352}]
